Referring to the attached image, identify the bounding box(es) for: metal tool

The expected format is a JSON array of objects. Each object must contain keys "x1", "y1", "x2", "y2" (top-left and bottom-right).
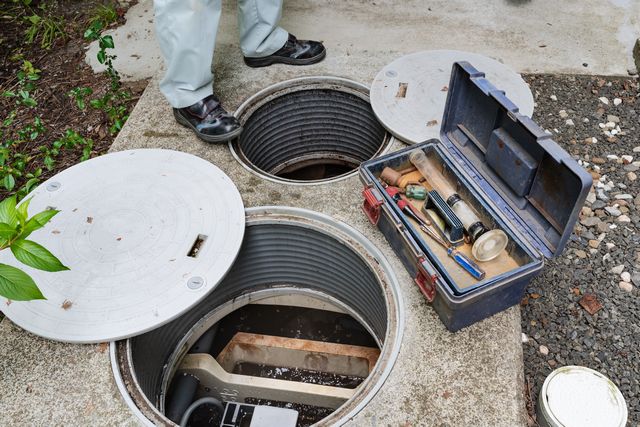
[
  {"x1": 409, "y1": 149, "x2": 508, "y2": 261},
  {"x1": 381, "y1": 181, "x2": 485, "y2": 280}
]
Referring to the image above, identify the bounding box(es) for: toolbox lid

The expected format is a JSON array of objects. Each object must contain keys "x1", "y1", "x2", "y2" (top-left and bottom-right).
[
  {"x1": 0, "y1": 149, "x2": 246, "y2": 343},
  {"x1": 439, "y1": 62, "x2": 592, "y2": 258},
  {"x1": 370, "y1": 50, "x2": 535, "y2": 144}
]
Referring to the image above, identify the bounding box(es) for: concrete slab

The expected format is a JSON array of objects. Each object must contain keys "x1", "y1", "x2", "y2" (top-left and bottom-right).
[
  {"x1": 86, "y1": 0, "x2": 640, "y2": 81},
  {"x1": 2, "y1": 32, "x2": 529, "y2": 426}
]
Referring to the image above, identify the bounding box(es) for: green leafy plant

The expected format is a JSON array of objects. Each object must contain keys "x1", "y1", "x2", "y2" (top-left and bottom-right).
[
  {"x1": 2, "y1": 59, "x2": 41, "y2": 108},
  {"x1": 1, "y1": 58, "x2": 93, "y2": 198},
  {"x1": 41, "y1": 129, "x2": 93, "y2": 171},
  {"x1": 24, "y1": 12, "x2": 66, "y2": 49},
  {"x1": 84, "y1": 21, "x2": 131, "y2": 134},
  {"x1": 89, "y1": 2, "x2": 118, "y2": 29},
  {"x1": 67, "y1": 86, "x2": 93, "y2": 110},
  {"x1": 0, "y1": 195, "x2": 68, "y2": 301},
  {"x1": 2, "y1": 0, "x2": 67, "y2": 49}
]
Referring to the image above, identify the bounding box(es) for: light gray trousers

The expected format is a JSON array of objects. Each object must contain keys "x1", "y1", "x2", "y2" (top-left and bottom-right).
[{"x1": 153, "y1": 0, "x2": 288, "y2": 108}]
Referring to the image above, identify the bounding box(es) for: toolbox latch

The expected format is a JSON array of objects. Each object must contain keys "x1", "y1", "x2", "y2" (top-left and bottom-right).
[
  {"x1": 362, "y1": 186, "x2": 384, "y2": 225},
  {"x1": 415, "y1": 258, "x2": 438, "y2": 302}
]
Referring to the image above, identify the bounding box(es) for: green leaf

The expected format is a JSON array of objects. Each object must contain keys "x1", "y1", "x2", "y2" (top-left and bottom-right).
[
  {"x1": 0, "y1": 263, "x2": 44, "y2": 301},
  {"x1": 100, "y1": 35, "x2": 114, "y2": 49},
  {"x1": 3, "y1": 174, "x2": 15, "y2": 191},
  {"x1": 97, "y1": 50, "x2": 106, "y2": 64},
  {"x1": 0, "y1": 196, "x2": 18, "y2": 227},
  {"x1": 16, "y1": 197, "x2": 31, "y2": 225},
  {"x1": 20, "y1": 209, "x2": 58, "y2": 238},
  {"x1": 10, "y1": 239, "x2": 69, "y2": 272},
  {"x1": 0, "y1": 222, "x2": 17, "y2": 240}
]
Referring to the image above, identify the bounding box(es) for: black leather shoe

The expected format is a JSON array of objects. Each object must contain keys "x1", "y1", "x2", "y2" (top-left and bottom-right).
[
  {"x1": 244, "y1": 34, "x2": 326, "y2": 68},
  {"x1": 173, "y1": 94, "x2": 242, "y2": 143}
]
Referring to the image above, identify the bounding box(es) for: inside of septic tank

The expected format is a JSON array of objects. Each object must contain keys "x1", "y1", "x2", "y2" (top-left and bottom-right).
[
  {"x1": 231, "y1": 79, "x2": 391, "y2": 183},
  {"x1": 114, "y1": 211, "x2": 402, "y2": 427},
  {"x1": 165, "y1": 303, "x2": 380, "y2": 426}
]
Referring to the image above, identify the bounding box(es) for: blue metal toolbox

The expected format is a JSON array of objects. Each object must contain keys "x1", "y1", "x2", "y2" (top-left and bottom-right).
[{"x1": 359, "y1": 62, "x2": 592, "y2": 331}]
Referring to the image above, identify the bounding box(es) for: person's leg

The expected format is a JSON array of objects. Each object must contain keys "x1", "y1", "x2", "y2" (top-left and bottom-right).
[
  {"x1": 154, "y1": 0, "x2": 221, "y2": 108},
  {"x1": 154, "y1": 0, "x2": 242, "y2": 143},
  {"x1": 238, "y1": 0, "x2": 326, "y2": 68},
  {"x1": 237, "y1": 0, "x2": 289, "y2": 58}
]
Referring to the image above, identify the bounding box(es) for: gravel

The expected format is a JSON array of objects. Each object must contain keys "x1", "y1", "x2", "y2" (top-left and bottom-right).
[{"x1": 521, "y1": 74, "x2": 640, "y2": 425}]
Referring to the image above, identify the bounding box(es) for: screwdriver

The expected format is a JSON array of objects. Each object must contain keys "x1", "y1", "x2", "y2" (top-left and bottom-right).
[{"x1": 381, "y1": 181, "x2": 486, "y2": 280}]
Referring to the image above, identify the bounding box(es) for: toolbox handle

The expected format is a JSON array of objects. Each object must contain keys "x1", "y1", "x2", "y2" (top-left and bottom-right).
[
  {"x1": 415, "y1": 258, "x2": 438, "y2": 302},
  {"x1": 362, "y1": 186, "x2": 384, "y2": 225}
]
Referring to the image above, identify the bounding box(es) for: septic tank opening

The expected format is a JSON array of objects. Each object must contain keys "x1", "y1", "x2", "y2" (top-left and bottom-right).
[
  {"x1": 111, "y1": 207, "x2": 403, "y2": 427},
  {"x1": 230, "y1": 77, "x2": 392, "y2": 184}
]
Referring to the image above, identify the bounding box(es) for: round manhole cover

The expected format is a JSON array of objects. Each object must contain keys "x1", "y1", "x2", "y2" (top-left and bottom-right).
[
  {"x1": 370, "y1": 50, "x2": 535, "y2": 144},
  {"x1": 0, "y1": 149, "x2": 245, "y2": 343}
]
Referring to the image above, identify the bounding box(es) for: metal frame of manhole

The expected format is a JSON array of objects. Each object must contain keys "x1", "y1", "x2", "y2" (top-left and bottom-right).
[
  {"x1": 110, "y1": 206, "x2": 404, "y2": 426},
  {"x1": 229, "y1": 76, "x2": 395, "y2": 186}
]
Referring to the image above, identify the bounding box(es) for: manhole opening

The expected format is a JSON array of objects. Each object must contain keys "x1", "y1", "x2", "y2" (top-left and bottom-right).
[
  {"x1": 113, "y1": 210, "x2": 402, "y2": 427},
  {"x1": 231, "y1": 79, "x2": 392, "y2": 183}
]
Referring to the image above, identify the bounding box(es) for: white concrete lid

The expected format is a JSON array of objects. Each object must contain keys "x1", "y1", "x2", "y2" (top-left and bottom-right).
[
  {"x1": 0, "y1": 149, "x2": 245, "y2": 343},
  {"x1": 540, "y1": 366, "x2": 628, "y2": 427},
  {"x1": 370, "y1": 50, "x2": 534, "y2": 144}
]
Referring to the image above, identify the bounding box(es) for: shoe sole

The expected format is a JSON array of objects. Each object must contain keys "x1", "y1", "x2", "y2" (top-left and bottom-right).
[
  {"x1": 173, "y1": 110, "x2": 243, "y2": 143},
  {"x1": 244, "y1": 49, "x2": 327, "y2": 68}
]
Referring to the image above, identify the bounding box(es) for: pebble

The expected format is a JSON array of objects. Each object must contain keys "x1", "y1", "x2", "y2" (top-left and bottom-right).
[
  {"x1": 550, "y1": 95, "x2": 557, "y2": 101},
  {"x1": 539, "y1": 345, "x2": 549, "y2": 356},
  {"x1": 607, "y1": 114, "x2": 620, "y2": 123},
  {"x1": 614, "y1": 98, "x2": 622, "y2": 106},
  {"x1": 580, "y1": 217, "x2": 600, "y2": 227},
  {"x1": 627, "y1": 172, "x2": 637, "y2": 182},
  {"x1": 615, "y1": 194, "x2": 633, "y2": 200},
  {"x1": 621, "y1": 272, "x2": 631, "y2": 282},
  {"x1": 621, "y1": 155, "x2": 633, "y2": 164},
  {"x1": 586, "y1": 192, "x2": 597, "y2": 204},
  {"x1": 619, "y1": 282, "x2": 634, "y2": 293},
  {"x1": 606, "y1": 242, "x2": 616, "y2": 250},
  {"x1": 559, "y1": 110, "x2": 568, "y2": 118},
  {"x1": 599, "y1": 97, "x2": 609, "y2": 105},
  {"x1": 611, "y1": 265, "x2": 625, "y2": 275},
  {"x1": 607, "y1": 154, "x2": 619, "y2": 160},
  {"x1": 575, "y1": 250, "x2": 587, "y2": 259},
  {"x1": 565, "y1": 119, "x2": 574, "y2": 126},
  {"x1": 522, "y1": 333, "x2": 529, "y2": 343},
  {"x1": 633, "y1": 146, "x2": 640, "y2": 153},
  {"x1": 591, "y1": 200, "x2": 606, "y2": 209},
  {"x1": 588, "y1": 240, "x2": 600, "y2": 249},
  {"x1": 605, "y1": 207, "x2": 621, "y2": 217},
  {"x1": 617, "y1": 215, "x2": 631, "y2": 223}
]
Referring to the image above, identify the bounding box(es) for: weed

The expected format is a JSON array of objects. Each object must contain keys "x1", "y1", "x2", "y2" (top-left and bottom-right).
[
  {"x1": 2, "y1": 0, "x2": 67, "y2": 49},
  {"x1": 89, "y1": 2, "x2": 118, "y2": 28},
  {"x1": 67, "y1": 87, "x2": 93, "y2": 110},
  {"x1": 84, "y1": 21, "x2": 131, "y2": 134}
]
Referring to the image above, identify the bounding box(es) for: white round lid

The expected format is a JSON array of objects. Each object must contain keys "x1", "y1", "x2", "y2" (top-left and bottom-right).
[
  {"x1": 542, "y1": 366, "x2": 628, "y2": 427},
  {"x1": 0, "y1": 149, "x2": 245, "y2": 343},
  {"x1": 370, "y1": 50, "x2": 535, "y2": 144}
]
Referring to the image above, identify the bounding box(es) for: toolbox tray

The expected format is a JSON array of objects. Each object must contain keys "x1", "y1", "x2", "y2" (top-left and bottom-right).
[{"x1": 360, "y1": 62, "x2": 592, "y2": 331}]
